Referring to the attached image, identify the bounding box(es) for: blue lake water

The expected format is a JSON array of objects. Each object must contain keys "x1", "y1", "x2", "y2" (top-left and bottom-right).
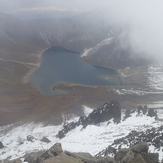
[{"x1": 28, "y1": 47, "x2": 118, "y2": 94}]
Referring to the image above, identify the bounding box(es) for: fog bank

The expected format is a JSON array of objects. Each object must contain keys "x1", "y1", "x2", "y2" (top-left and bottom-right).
[{"x1": 1, "y1": 0, "x2": 163, "y2": 61}]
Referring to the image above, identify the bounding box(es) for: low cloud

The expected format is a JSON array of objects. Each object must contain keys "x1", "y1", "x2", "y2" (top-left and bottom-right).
[{"x1": 1, "y1": 0, "x2": 163, "y2": 61}]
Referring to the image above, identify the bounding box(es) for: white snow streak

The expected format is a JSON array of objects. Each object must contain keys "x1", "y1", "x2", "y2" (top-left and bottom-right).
[{"x1": 81, "y1": 37, "x2": 115, "y2": 57}]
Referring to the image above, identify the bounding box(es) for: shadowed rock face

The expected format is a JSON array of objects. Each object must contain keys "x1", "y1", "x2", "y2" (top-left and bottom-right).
[
  {"x1": 57, "y1": 100, "x2": 121, "y2": 139},
  {"x1": 0, "y1": 141, "x2": 4, "y2": 149}
]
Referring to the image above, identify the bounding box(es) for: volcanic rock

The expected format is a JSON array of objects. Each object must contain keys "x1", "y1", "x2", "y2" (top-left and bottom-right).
[
  {"x1": 13, "y1": 159, "x2": 22, "y2": 163},
  {"x1": 57, "y1": 100, "x2": 121, "y2": 139},
  {"x1": 38, "y1": 143, "x2": 63, "y2": 161},
  {"x1": 41, "y1": 137, "x2": 51, "y2": 143},
  {"x1": 147, "y1": 108, "x2": 157, "y2": 117},
  {"x1": 88, "y1": 100, "x2": 121, "y2": 124},
  {"x1": 27, "y1": 135, "x2": 36, "y2": 142},
  {"x1": 65, "y1": 151, "x2": 96, "y2": 163},
  {"x1": 122, "y1": 150, "x2": 134, "y2": 163},
  {"x1": 114, "y1": 148, "x2": 129, "y2": 161},
  {"x1": 140, "y1": 152, "x2": 159, "y2": 163},
  {"x1": 12, "y1": 142, "x2": 160, "y2": 163},
  {"x1": 39, "y1": 152, "x2": 85, "y2": 163},
  {"x1": 129, "y1": 154, "x2": 146, "y2": 163},
  {"x1": 0, "y1": 141, "x2": 4, "y2": 148},
  {"x1": 24, "y1": 154, "x2": 38, "y2": 163},
  {"x1": 130, "y1": 142, "x2": 148, "y2": 153}
]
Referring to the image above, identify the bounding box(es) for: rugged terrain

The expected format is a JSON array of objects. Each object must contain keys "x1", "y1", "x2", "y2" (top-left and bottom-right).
[
  {"x1": 0, "y1": 10, "x2": 162, "y2": 126},
  {"x1": 9, "y1": 142, "x2": 160, "y2": 163},
  {"x1": 0, "y1": 100, "x2": 163, "y2": 162}
]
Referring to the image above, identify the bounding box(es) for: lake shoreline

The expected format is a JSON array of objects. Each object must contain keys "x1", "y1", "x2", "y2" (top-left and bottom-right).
[{"x1": 28, "y1": 46, "x2": 119, "y2": 95}]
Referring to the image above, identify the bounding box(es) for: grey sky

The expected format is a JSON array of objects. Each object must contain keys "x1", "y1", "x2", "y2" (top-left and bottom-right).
[{"x1": 0, "y1": 0, "x2": 102, "y2": 12}]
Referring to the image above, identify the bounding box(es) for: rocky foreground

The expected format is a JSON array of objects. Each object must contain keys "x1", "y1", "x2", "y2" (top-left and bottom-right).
[
  {"x1": 1, "y1": 100, "x2": 163, "y2": 162},
  {"x1": 10, "y1": 142, "x2": 159, "y2": 163}
]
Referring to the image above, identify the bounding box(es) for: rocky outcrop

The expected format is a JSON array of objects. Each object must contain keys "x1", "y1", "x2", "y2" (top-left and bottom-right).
[
  {"x1": 41, "y1": 137, "x2": 51, "y2": 143},
  {"x1": 0, "y1": 141, "x2": 4, "y2": 148},
  {"x1": 24, "y1": 154, "x2": 38, "y2": 163},
  {"x1": 12, "y1": 159, "x2": 22, "y2": 163},
  {"x1": 88, "y1": 100, "x2": 121, "y2": 124},
  {"x1": 114, "y1": 142, "x2": 158, "y2": 163},
  {"x1": 57, "y1": 101, "x2": 159, "y2": 139},
  {"x1": 98, "y1": 124, "x2": 163, "y2": 159},
  {"x1": 27, "y1": 135, "x2": 36, "y2": 142},
  {"x1": 123, "y1": 105, "x2": 158, "y2": 121},
  {"x1": 37, "y1": 143, "x2": 63, "y2": 162},
  {"x1": 57, "y1": 100, "x2": 121, "y2": 139}
]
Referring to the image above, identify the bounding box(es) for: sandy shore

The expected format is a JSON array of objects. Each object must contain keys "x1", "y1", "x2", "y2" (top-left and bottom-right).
[{"x1": 23, "y1": 48, "x2": 50, "y2": 84}]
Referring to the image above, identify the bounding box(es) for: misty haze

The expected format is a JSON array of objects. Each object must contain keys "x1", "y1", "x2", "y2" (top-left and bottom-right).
[{"x1": 0, "y1": 0, "x2": 163, "y2": 162}]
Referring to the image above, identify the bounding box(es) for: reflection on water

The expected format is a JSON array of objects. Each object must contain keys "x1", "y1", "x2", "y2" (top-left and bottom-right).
[{"x1": 28, "y1": 47, "x2": 118, "y2": 94}]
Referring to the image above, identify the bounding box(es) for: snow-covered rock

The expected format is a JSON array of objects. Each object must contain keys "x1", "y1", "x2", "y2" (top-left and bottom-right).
[{"x1": 0, "y1": 108, "x2": 163, "y2": 161}]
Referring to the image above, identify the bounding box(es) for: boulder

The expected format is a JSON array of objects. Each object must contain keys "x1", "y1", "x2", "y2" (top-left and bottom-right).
[
  {"x1": 13, "y1": 159, "x2": 22, "y2": 163},
  {"x1": 122, "y1": 150, "x2": 134, "y2": 163},
  {"x1": 105, "y1": 156, "x2": 115, "y2": 163},
  {"x1": 57, "y1": 130, "x2": 65, "y2": 139},
  {"x1": 147, "y1": 109, "x2": 157, "y2": 117},
  {"x1": 27, "y1": 135, "x2": 36, "y2": 142},
  {"x1": 24, "y1": 154, "x2": 38, "y2": 163},
  {"x1": 41, "y1": 137, "x2": 51, "y2": 143},
  {"x1": 140, "y1": 152, "x2": 159, "y2": 163},
  {"x1": 39, "y1": 152, "x2": 84, "y2": 163},
  {"x1": 96, "y1": 158, "x2": 109, "y2": 163},
  {"x1": 0, "y1": 141, "x2": 4, "y2": 148},
  {"x1": 114, "y1": 148, "x2": 129, "y2": 161},
  {"x1": 129, "y1": 154, "x2": 146, "y2": 163},
  {"x1": 130, "y1": 142, "x2": 148, "y2": 153},
  {"x1": 39, "y1": 143, "x2": 63, "y2": 160},
  {"x1": 96, "y1": 156, "x2": 115, "y2": 163},
  {"x1": 65, "y1": 151, "x2": 96, "y2": 163}
]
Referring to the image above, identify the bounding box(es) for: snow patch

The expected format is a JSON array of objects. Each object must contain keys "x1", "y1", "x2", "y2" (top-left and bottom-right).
[
  {"x1": 147, "y1": 63, "x2": 163, "y2": 92},
  {"x1": 81, "y1": 37, "x2": 115, "y2": 57},
  {"x1": 82, "y1": 105, "x2": 94, "y2": 116}
]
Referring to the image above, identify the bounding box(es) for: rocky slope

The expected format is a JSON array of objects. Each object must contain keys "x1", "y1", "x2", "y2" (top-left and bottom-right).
[
  {"x1": 10, "y1": 142, "x2": 159, "y2": 163},
  {"x1": 1, "y1": 100, "x2": 163, "y2": 161},
  {"x1": 1, "y1": 100, "x2": 163, "y2": 162}
]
